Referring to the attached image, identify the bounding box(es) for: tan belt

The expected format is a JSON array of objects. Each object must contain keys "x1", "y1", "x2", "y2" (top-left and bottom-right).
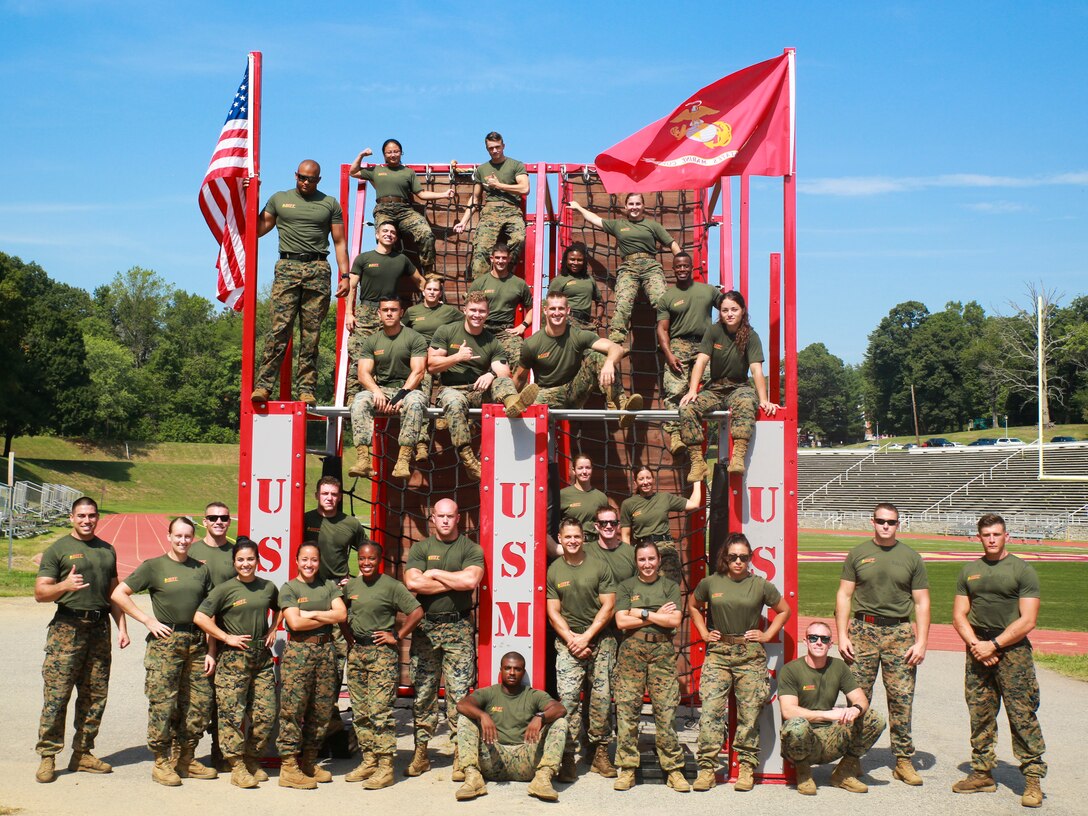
[{"x1": 624, "y1": 252, "x2": 656, "y2": 261}]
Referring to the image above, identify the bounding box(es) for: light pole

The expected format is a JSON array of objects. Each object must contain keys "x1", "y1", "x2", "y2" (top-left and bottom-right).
[{"x1": 1004, "y1": 414, "x2": 1009, "y2": 438}]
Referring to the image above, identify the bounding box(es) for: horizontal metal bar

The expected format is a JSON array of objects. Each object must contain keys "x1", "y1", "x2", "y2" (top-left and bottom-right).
[{"x1": 308, "y1": 406, "x2": 732, "y2": 422}]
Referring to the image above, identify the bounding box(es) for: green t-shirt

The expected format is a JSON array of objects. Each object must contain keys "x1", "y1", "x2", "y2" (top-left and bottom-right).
[
  {"x1": 694, "y1": 572, "x2": 782, "y2": 636},
  {"x1": 404, "y1": 303, "x2": 463, "y2": 340},
  {"x1": 841, "y1": 539, "x2": 929, "y2": 619},
  {"x1": 546, "y1": 556, "x2": 615, "y2": 633},
  {"x1": 518, "y1": 327, "x2": 599, "y2": 387},
  {"x1": 468, "y1": 273, "x2": 532, "y2": 329},
  {"x1": 279, "y1": 577, "x2": 342, "y2": 636},
  {"x1": 303, "y1": 509, "x2": 369, "y2": 582},
  {"x1": 405, "y1": 534, "x2": 485, "y2": 615},
  {"x1": 468, "y1": 683, "x2": 552, "y2": 745},
  {"x1": 350, "y1": 250, "x2": 416, "y2": 302},
  {"x1": 559, "y1": 486, "x2": 610, "y2": 539},
  {"x1": 549, "y1": 273, "x2": 600, "y2": 313},
  {"x1": 263, "y1": 188, "x2": 342, "y2": 255},
  {"x1": 38, "y1": 534, "x2": 118, "y2": 612},
  {"x1": 778, "y1": 657, "x2": 858, "y2": 726},
  {"x1": 189, "y1": 540, "x2": 237, "y2": 587},
  {"x1": 123, "y1": 554, "x2": 212, "y2": 625},
  {"x1": 956, "y1": 554, "x2": 1040, "y2": 631},
  {"x1": 698, "y1": 323, "x2": 765, "y2": 383},
  {"x1": 430, "y1": 322, "x2": 508, "y2": 386},
  {"x1": 473, "y1": 158, "x2": 527, "y2": 207},
  {"x1": 585, "y1": 541, "x2": 637, "y2": 584},
  {"x1": 357, "y1": 164, "x2": 422, "y2": 201},
  {"x1": 342, "y1": 573, "x2": 421, "y2": 637},
  {"x1": 359, "y1": 325, "x2": 428, "y2": 389},
  {"x1": 616, "y1": 574, "x2": 681, "y2": 636},
  {"x1": 656, "y1": 282, "x2": 723, "y2": 338},
  {"x1": 601, "y1": 217, "x2": 673, "y2": 257},
  {"x1": 619, "y1": 491, "x2": 689, "y2": 539},
  {"x1": 198, "y1": 577, "x2": 278, "y2": 641}
]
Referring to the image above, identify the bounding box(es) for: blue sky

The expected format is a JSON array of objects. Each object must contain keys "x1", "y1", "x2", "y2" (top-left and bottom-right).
[{"x1": 2, "y1": 1, "x2": 1085, "y2": 364}]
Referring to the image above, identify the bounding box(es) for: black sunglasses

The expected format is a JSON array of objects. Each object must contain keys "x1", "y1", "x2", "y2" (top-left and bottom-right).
[
  {"x1": 296, "y1": 173, "x2": 320, "y2": 183},
  {"x1": 874, "y1": 518, "x2": 899, "y2": 526},
  {"x1": 806, "y1": 634, "x2": 832, "y2": 645},
  {"x1": 205, "y1": 515, "x2": 230, "y2": 523},
  {"x1": 596, "y1": 520, "x2": 618, "y2": 527},
  {"x1": 727, "y1": 553, "x2": 751, "y2": 563}
]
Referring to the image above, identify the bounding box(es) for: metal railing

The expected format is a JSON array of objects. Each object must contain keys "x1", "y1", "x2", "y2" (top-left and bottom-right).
[
  {"x1": 798, "y1": 447, "x2": 880, "y2": 510},
  {"x1": 920, "y1": 440, "x2": 1041, "y2": 518}
]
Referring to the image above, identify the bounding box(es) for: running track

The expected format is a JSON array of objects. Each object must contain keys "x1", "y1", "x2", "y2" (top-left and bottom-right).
[{"x1": 98, "y1": 514, "x2": 1088, "y2": 656}]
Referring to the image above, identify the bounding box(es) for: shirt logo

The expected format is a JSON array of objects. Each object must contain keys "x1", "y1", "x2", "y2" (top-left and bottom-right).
[
  {"x1": 632, "y1": 510, "x2": 643, "y2": 518},
  {"x1": 568, "y1": 501, "x2": 582, "y2": 509},
  {"x1": 558, "y1": 581, "x2": 571, "y2": 589},
  {"x1": 673, "y1": 299, "x2": 686, "y2": 307},
  {"x1": 711, "y1": 592, "x2": 723, "y2": 598},
  {"x1": 232, "y1": 599, "x2": 247, "y2": 607},
  {"x1": 619, "y1": 227, "x2": 631, "y2": 233},
  {"x1": 489, "y1": 706, "x2": 504, "y2": 713},
  {"x1": 69, "y1": 553, "x2": 84, "y2": 560},
  {"x1": 860, "y1": 557, "x2": 876, "y2": 565},
  {"x1": 538, "y1": 351, "x2": 551, "y2": 359},
  {"x1": 428, "y1": 555, "x2": 441, "y2": 561},
  {"x1": 967, "y1": 573, "x2": 981, "y2": 581},
  {"x1": 713, "y1": 343, "x2": 723, "y2": 350},
  {"x1": 374, "y1": 349, "x2": 385, "y2": 356},
  {"x1": 282, "y1": 203, "x2": 296, "y2": 208},
  {"x1": 298, "y1": 596, "x2": 310, "y2": 603},
  {"x1": 367, "y1": 262, "x2": 380, "y2": 269},
  {"x1": 630, "y1": 594, "x2": 641, "y2": 603},
  {"x1": 802, "y1": 684, "x2": 816, "y2": 691},
  {"x1": 164, "y1": 577, "x2": 179, "y2": 584}
]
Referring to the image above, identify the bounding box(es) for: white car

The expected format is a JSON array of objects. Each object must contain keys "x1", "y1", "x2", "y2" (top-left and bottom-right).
[{"x1": 996, "y1": 437, "x2": 1023, "y2": 445}]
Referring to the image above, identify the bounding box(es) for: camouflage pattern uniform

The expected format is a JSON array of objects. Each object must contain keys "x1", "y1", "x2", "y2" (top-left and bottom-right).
[
  {"x1": 555, "y1": 636, "x2": 617, "y2": 753},
  {"x1": 609, "y1": 257, "x2": 667, "y2": 344},
  {"x1": 373, "y1": 203, "x2": 436, "y2": 272},
  {"x1": 144, "y1": 632, "x2": 213, "y2": 753},
  {"x1": 781, "y1": 710, "x2": 887, "y2": 765},
  {"x1": 459, "y1": 715, "x2": 568, "y2": 781},
  {"x1": 662, "y1": 337, "x2": 708, "y2": 436},
  {"x1": 695, "y1": 642, "x2": 769, "y2": 769},
  {"x1": 848, "y1": 619, "x2": 919, "y2": 758},
  {"x1": 38, "y1": 618, "x2": 113, "y2": 756},
  {"x1": 351, "y1": 385, "x2": 428, "y2": 446},
  {"x1": 345, "y1": 302, "x2": 382, "y2": 404},
  {"x1": 534, "y1": 350, "x2": 623, "y2": 410},
  {"x1": 215, "y1": 647, "x2": 277, "y2": 758},
  {"x1": 277, "y1": 639, "x2": 337, "y2": 757},
  {"x1": 254, "y1": 259, "x2": 331, "y2": 397},
  {"x1": 679, "y1": 382, "x2": 758, "y2": 449},
  {"x1": 437, "y1": 379, "x2": 518, "y2": 448},
  {"x1": 470, "y1": 203, "x2": 526, "y2": 279},
  {"x1": 347, "y1": 642, "x2": 400, "y2": 756},
  {"x1": 493, "y1": 329, "x2": 526, "y2": 369},
  {"x1": 613, "y1": 636, "x2": 684, "y2": 772},
  {"x1": 410, "y1": 618, "x2": 476, "y2": 745}
]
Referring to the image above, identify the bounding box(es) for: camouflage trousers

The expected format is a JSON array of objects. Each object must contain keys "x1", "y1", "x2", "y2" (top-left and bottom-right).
[
  {"x1": 346, "y1": 642, "x2": 400, "y2": 756},
  {"x1": 696, "y1": 642, "x2": 769, "y2": 769},
  {"x1": 255, "y1": 259, "x2": 331, "y2": 396},
  {"x1": 214, "y1": 646, "x2": 277, "y2": 758},
  {"x1": 555, "y1": 634, "x2": 618, "y2": 756},
  {"x1": 848, "y1": 618, "x2": 918, "y2": 758},
  {"x1": 780, "y1": 710, "x2": 886, "y2": 765},
  {"x1": 333, "y1": 625, "x2": 349, "y2": 698},
  {"x1": 535, "y1": 350, "x2": 623, "y2": 410},
  {"x1": 410, "y1": 617, "x2": 476, "y2": 744},
  {"x1": 469, "y1": 203, "x2": 525, "y2": 278},
  {"x1": 37, "y1": 617, "x2": 112, "y2": 756},
  {"x1": 679, "y1": 382, "x2": 758, "y2": 448},
  {"x1": 662, "y1": 338, "x2": 709, "y2": 435},
  {"x1": 609, "y1": 257, "x2": 667, "y2": 343},
  {"x1": 654, "y1": 541, "x2": 683, "y2": 589},
  {"x1": 351, "y1": 385, "x2": 428, "y2": 446},
  {"x1": 613, "y1": 636, "x2": 684, "y2": 772},
  {"x1": 374, "y1": 202, "x2": 436, "y2": 272},
  {"x1": 568, "y1": 310, "x2": 597, "y2": 332},
  {"x1": 144, "y1": 631, "x2": 212, "y2": 753},
  {"x1": 437, "y1": 378, "x2": 518, "y2": 448},
  {"x1": 486, "y1": 325, "x2": 525, "y2": 367},
  {"x1": 276, "y1": 639, "x2": 337, "y2": 757},
  {"x1": 345, "y1": 303, "x2": 382, "y2": 404},
  {"x1": 458, "y1": 714, "x2": 568, "y2": 781},
  {"x1": 964, "y1": 645, "x2": 1047, "y2": 777}
]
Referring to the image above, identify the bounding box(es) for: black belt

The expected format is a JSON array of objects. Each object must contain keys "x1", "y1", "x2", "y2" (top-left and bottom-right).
[
  {"x1": 636, "y1": 534, "x2": 672, "y2": 544},
  {"x1": 854, "y1": 612, "x2": 910, "y2": 626},
  {"x1": 484, "y1": 323, "x2": 510, "y2": 332},
  {"x1": 56, "y1": 606, "x2": 108, "y2": 623},
  {"x1": 359, "y1": 298, "x2": 382, "y2": 306},
  {"x1": 631, "y1": 630, "x2": 672, "y2": 643},
  {"x1": 425, "y1": 610, "x2": 471, "y2": 624},
  {"x1": 164, "y1": 622, "x2": 200, "y2": 634},
  {"x1": 674, "y1": 333, "x2": 705, "y2": 343},
  {"x1": 971, "y1": 625, "x2": 1028, "y2": 650},
  {"x1": 279, "y1": 252, "x2": 328, "y2": 262},
  {"x1": 570, "y1": 309, "x2": 591, "y2": 321},
  {"x1": 375, "y1": 196, "x2": 409, "y2": 204}
]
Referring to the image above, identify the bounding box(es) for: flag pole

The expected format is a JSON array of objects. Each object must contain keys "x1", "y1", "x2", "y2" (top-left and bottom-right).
[{"x1": 239, "y1": 50, "x2": 261, "y2": 536}]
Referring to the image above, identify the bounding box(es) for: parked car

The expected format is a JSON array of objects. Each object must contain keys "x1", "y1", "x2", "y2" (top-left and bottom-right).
[
  {"x1": 996, "y1": 437, "x2": 1023, "y2": 445},
  {"x1": 902, "y1": 443, "x2": 917, "y2": 450},
  {"x1": 887, "y1": 443, "x2": 904, "y2": 450},
  {"x1": 923, "y1": 437, "x2": 954, "y2": 447},
  {"x1": 1051, "y1": 436, "x2": 1077, "y2": 443},
  {"x1": 968, "y1": 438, "x2": 998, "y2": 446}
]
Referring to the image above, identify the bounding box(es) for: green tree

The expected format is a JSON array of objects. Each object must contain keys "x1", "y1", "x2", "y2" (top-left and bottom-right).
[
  {"x1": 862, "y1": 301, "x2": 929, "y2": 434},
  {"x1": 796, "y1": 343, "x2": 863, "y2": 444},
  {"x1": 908, "y1": 301, "x2": 985, "y2": 433},
  {"x1": 96, "y1": 266, "x2": 172, "y2": 367},
  {"x1": 83, "y1": 334, "x2": 139, "y2": 437}
]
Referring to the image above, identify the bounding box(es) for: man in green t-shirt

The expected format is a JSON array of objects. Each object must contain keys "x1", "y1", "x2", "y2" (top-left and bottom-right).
[
  {"x1": 777, "y1": 621, "x2": 886, "y2": 796},
  {"x1": 190, "y1": 500, "x2": 236, "y2": 587},
  {"x1": 950, "y1": 514, "x2": 1046, "y2": 808},
  {"x1": 454, "y1": 131, "x2": 529, "y2": 278},
  {"x1": 466, "y1": 244, "x2": 533, "y2": 363},
  {"x1": 429, "y1": 291, "x2": 539, "y2": 479},
  {"x1": 514, "y1": 291, "x2": 643, "y2": 429},
  {"x1": 545, "y1": 518, "x2": 617, "y2": 781},
  {"x1": 655, "y1": 252, "x2": 724, "y2": 453},
  {"x1": 586, "y1": 505, "x2": 636, "y2": 584},
  {"x1": 835, "y1": 502, "x2": 930, "y2": 786},
  {"x1": 33, "y1": 497, "x2": 128, "y2": 783},
  {"x1": 252, "y1": 160, "x2": 350, "y2": 407},
  {"x1": 454, "y1": 652, "x2": 568, "y2": 802},
  {"x1": 348, "y1": 295, "x2": 429, "y2": 481}
]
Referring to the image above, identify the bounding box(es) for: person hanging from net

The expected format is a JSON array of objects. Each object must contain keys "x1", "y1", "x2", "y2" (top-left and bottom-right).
[{"x1": 619, "y1": 466, "x2": 704, "y2": 588}]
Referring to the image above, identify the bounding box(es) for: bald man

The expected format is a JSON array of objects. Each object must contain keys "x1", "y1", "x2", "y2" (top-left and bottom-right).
[
  {"x1": 403, "y1": 499, "x2": 485, "y2": 781},
  {"x1": 251, "y1": 160, "x2": 350, "y2": 407}
]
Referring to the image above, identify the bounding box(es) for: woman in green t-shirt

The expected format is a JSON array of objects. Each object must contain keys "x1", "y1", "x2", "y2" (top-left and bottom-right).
[
  {"x1": 275, "y1": 542, "x2": 347, "y2": 789},
  {"x1": 612, "y1": 540, "x2": 688, "y2": 793},
  {"x1": 619, "y1": 466, "x2": 704, "y2": 587},
  {"x1": 194, "y1": 537, "x2": 280, "y2": 789},
  {"x1": 688, "y1": 533, "x2": 791, "y2": 791},
  {"x1": 550, "y1": 243, "x2": 602, "y2": 330}
]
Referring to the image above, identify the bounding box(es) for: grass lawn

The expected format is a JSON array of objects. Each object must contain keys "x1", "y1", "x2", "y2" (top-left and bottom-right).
[
  {"x1": 840, "y1": 422, "x2": 1088, "y2": 449},
  {"x1": 798, "y1": 531, "x2": 1088, "y2": 555},
  {"x1": 1036, "y1": 653, "x2": 1088, "y2": 682}
]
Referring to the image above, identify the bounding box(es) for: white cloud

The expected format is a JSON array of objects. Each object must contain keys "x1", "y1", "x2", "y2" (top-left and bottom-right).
[
  {"x1": 801, "y1": 172, "x2": 1088, "y2": 197},
  {"x1": 964, "y1": 201, "x2": 1028, "y2": 214}
]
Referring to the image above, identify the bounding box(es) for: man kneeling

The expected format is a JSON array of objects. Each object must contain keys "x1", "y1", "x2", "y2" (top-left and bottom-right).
[
  {"x1": 777, "y1": 621, "x2": 886, "y2": 795},
  {"x1": 454, "y1": 652, "x2": 568, "y2": 802}
]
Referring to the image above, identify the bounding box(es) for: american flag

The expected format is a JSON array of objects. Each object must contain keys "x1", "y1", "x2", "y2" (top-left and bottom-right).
[{"x1": 199, "y1": 61, "x2": 253, "y2": 311}]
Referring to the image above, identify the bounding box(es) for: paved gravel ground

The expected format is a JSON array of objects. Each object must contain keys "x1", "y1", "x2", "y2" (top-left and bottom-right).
[{"x1": 1, "y1": 595, "x2": 1085, "y2": 815}]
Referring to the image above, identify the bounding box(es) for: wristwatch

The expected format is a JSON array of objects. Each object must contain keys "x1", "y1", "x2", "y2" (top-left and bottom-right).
[{"x1": 640, "y1": 609, "x2": 650, "y2": 621}]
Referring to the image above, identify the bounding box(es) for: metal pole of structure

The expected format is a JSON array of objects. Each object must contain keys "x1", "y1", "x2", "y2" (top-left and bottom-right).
[
  {"x1": 911, "y1": 383, "x2": 921, "y2": 446},
  {"x1": 7, "y1": 452, "x2": 14, "y2": 570},
  {"x1": 1038, "y1": 294, "x2": 1044, "y2": 476}
]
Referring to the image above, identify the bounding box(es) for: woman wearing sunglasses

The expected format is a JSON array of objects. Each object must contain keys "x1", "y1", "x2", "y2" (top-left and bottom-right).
[{"x1": 688, "y1": 533, "x2": 791, "y2": 791}]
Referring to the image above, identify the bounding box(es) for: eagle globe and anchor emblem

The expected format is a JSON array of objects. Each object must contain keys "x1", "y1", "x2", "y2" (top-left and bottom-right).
[{"x1": 669, "y1": 100, "x2": 733, "y2": 148}]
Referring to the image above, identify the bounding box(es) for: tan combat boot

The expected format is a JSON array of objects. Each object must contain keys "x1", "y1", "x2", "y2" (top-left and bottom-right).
[
  {"x1": 152, "y1": 752, "x2": 182, "y2": 787},
  {"x1": 618, "y1": 393, "x2": 643, "y2": 430},
  {"x1": 345, "y1": 753, "x2": 378, "y2": 782},
  {"x1": 589, "y1": 743, "x2": 617, "y2": 778},
  {"x1": 666, "y1": 770, "x2": 690, "y2": 792},
  {"x1": 527, "y1": 766, "x2": 559, "y2": 802},
  {"x1": 735, "y1": 763, "x2": 755, "y2": 791},
  {"x1": 557, "y1": 753, "x2": 577, "y2": 783},
  {"x1": 69, "y1": 751, "x2": 112, "y2": 774},
  {"x1": 831, "y1": 755, "x2": 868, "y2": 793},
  {"x1": 794, "y1": 761, "x2": 816, "y2": 795},
  {"x1": 455, "y1": 766, "x2": 488, "y2": 800},
  {"x1": 1022, "y1": 776, "x2": 1043, "y2": 808},
  {"x1": 893, "y1": 757, "x2": 923, "y2": 786},
  {"x1": 687, "y1": 447, "x2": 709, "y2": 483},
  {"x1": 459, "y1": 447, "x2": 482, "y2": 480},
  {"x1": 668, "y1": 431, "x2": 686, "y2": 454},
  {"x1": 176, "y1": 748, "x2": 217, "y2": 780},
  {"x1": 392, "y1": 445, "x2": 413, "y2": 478},
  {"x1": 451, "y1": 744, "x2": 465, "y2": 782},
  {"x1": 228, "y1": 756, "x2": 258, "y2": 789},
  {"x1": 251, "y1": 387, "x2": 270, "y2": 403},
  {"x1": 728, "y1": 437, "x2": 749, "y2": 474},
  {"x1": 301, "y1": 750, "x2": 332, "y2": 783},
  {"x1": 952, "y1": 769, "x2": 997, "y2": 793},
  {"x1": 243, "y1": 754, "x2": 269, "y2": 782},
  {"x1": 299, "y1": 393, "x2": 317, "y2": 408},
  {"x1": 348, "y1": 444, "x2": 374, "y2": 479},
  {"x1": 363, "y1": 755, "x2": 395, "y2": 790},
  {"x1": 504, "y1": 384, "x2": 539, "y2": 418},
  {"x1": 36, "y1": 755, "x2": 56, "y2": 783},
  {"x1": 278, "y1": 756, "x2": 317, "y2": 790},
  {"x1": 693, "y1": 768, "x2": 716, "y2": 791},
  {"x1": 613, "y1": 768, "x2": 636, "y2": 791},
  {"x1": 415, "y1": 441, "x2": 429, "y2": 462},
  {"x1": 405, "y1": 743, "x2": 430, "y2": 777}
]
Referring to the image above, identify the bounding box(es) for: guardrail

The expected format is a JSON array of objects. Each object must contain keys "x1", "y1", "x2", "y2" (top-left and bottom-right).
[{"x1": 919, "y1": 439, "x2": 1041, "y2": 518}]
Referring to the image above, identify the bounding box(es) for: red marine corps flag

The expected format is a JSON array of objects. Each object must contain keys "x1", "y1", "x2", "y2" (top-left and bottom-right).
[{"x1": 595, "y1": 50, "x2": 794, "y2": 192}]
